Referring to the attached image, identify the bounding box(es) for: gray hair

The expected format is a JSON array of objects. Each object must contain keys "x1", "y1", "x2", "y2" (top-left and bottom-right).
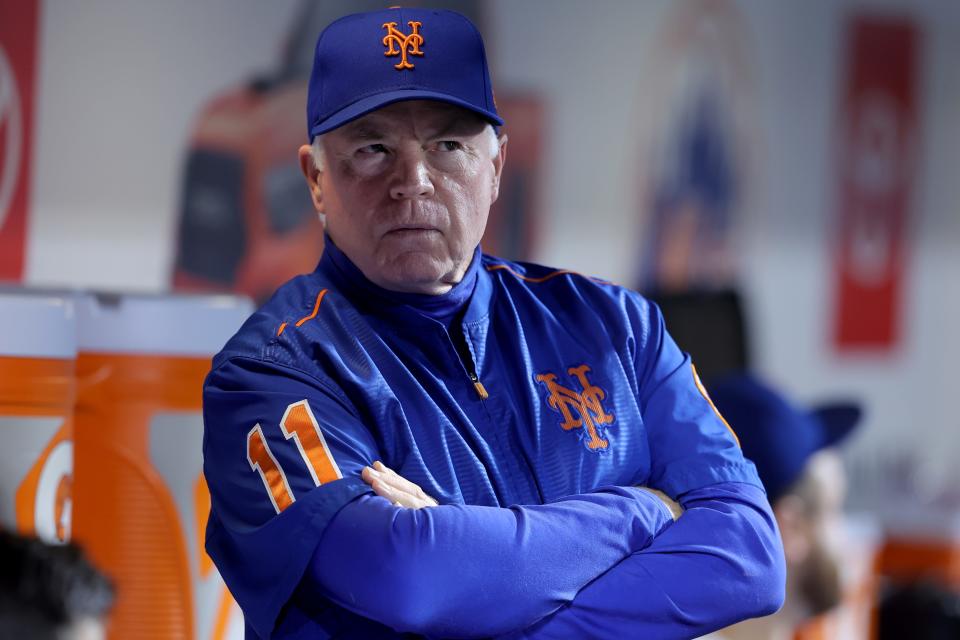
[{"x1": 309, "y1": 124, "x2": 502, "y2": 171}]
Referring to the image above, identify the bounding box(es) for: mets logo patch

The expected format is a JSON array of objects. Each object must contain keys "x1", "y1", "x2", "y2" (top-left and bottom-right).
[
  {"x1": 536, "y1": 364, "x2": 615, "y2": 452},
  {"x1": 382, "y1": 20, "x2": 424, "y2": 70}
]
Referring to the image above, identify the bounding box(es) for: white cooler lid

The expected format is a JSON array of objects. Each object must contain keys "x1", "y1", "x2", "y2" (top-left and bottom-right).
[
  {"x1": 0, "y1": 290, "x2": 76, "y2": 359},
  {"x1": 75, "y1": 292, "x2": 253, "y2": 357}
]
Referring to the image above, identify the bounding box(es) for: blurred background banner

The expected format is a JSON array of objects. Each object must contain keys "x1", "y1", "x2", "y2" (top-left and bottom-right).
[
  {"x1": 831, "y1": 15, "x2": 919, "y2": 352},
  {"x1": 636, "y1": 0, "x2": 753, "y2": 293},
  {"x1": 0, "y1": 0, "x2": 38, "y2": 281}
]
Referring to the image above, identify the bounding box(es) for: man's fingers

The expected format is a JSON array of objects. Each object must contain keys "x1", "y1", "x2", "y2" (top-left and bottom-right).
[
  {"x1": 360, "y1": 465, "x2": 380, "y2": 487},
  {"x1": 363, "y1": 462, "x2": 438, "y2": 508},
  {"x1": 365, "y1": 464, "x2": 412, "y2": 495},
  {"x1": 376, "y1": 462, "x2": 431, "y2": 500},
  {"x1": 370, "y1": 478, "x2": 401, "y2": 504},
  {"x1": 360, "y1": 460, "x2": 438, "y2": 509},
  {"x1": 367, "y1": 477, "x2": 414, "y2": 507}
]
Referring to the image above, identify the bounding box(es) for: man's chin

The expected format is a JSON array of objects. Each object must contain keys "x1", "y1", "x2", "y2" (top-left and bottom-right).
[{"x1": 376, "y1": 253, "x2": 456, "y2": 294}]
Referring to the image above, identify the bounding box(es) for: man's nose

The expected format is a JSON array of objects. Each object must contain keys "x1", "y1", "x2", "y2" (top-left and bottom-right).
[{"x1": 389, "y1": 150, "x2": 435, "y2": 200}]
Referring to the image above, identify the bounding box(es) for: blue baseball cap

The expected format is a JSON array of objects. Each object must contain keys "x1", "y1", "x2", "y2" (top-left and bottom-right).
[
  {"x1": 306, "y1": 7, "x2": 503, "y2": 139},
  {"x1": 707, "y1": 373, "x2": 862, "y2": 503}
]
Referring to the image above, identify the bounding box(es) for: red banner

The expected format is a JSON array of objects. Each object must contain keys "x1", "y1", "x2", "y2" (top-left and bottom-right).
[
  {"x1": 0, "y1": 1, "x2": 39, "y2": 282},
  {"x1": 832, "y1": 16, "x2": 919, "y2": 351}
]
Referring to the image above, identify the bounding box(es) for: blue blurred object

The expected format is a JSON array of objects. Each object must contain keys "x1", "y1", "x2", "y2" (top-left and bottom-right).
[{"x1": 708, "y1": 373, "x2": 862, "y2": 502}]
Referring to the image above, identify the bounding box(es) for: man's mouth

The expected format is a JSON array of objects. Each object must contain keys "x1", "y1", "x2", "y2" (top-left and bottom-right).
[{"x1": 385, "y1": 225, "x2": 439, "y2": 235}]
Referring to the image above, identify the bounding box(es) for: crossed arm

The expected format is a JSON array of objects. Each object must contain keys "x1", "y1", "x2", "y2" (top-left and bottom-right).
[
  {"x1": 296, "y1": 467, "x2": 680, "y2": 637},
  {"x1": 364, "y1": 460, "x2": 683, "y2": 518},
  {"x1": 209, "y1": 395, "x2": 782, "y2": 639},
  {"x1": 291, "y1": 342, "x2": 787, "y2": 636},
  {"x1": 340, "y1": 463, "x2": 784, "y2": 640},
  {"x1": 509, "y1": 482, "x2": 785, "y2": 639}
]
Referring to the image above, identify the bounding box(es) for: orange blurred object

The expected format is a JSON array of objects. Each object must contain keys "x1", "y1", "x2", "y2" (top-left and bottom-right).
[
  {"x1": 876, "y1": 536, "x2": 960, "y2": 591},
  {"x1": 0, "y1": 292, "x2": 75, "y2": 544},
  {"x1": 71, "y1": 294, "x2": 251, "y2": 640}
]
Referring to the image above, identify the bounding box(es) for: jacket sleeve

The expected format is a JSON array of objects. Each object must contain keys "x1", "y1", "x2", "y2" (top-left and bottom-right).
[
  {"x1": 296, "y1": 485, "x2": 676, "y2": 638},
  {"x1": 504, "y1": 481, "x2": 786, "y2": 639},
  {"x1": 203, "y1": 356, "x2": 381, "y2": 639},
  {"x1": 204, "y1": 355, "x2": 676, "y2": 639}
]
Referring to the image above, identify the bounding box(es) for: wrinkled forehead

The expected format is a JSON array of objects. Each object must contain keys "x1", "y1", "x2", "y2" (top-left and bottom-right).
[{"x1": 331, "y1": 100, "x2": 489, "y2": 141}]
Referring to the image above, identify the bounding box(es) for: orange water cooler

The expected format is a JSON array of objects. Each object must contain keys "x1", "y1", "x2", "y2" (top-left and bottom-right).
[
  {"x1": 0, "y1": 291, "x2": 76, "y2": 543},
  {"x1": 72, "y1": 293, "x2": 252, "y2": 640}
]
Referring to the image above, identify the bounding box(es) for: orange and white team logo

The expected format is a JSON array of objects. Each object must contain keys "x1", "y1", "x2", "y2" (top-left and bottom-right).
[
  {"x1": 536, "y1": 364, "x2": 615, "y2": 451},
  {"x1": 5, "y1": 418, "x2": 73, "y2": 543}
]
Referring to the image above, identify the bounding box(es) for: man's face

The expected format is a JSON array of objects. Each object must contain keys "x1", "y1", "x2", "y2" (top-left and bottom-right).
[{"x1": 301, "y1": 100, "x2": 505, "y2": 294}]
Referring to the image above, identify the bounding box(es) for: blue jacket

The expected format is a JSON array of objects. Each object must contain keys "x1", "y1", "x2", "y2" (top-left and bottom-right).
[{"x1": 203, "y1": 240, "x2": 785, "y2": 639}]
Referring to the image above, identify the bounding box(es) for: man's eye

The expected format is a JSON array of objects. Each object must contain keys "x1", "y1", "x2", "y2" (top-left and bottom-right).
[
  {"x1": 358, "y1": 143, "x2": 387, "y2": 154},
  {"x1": 436, "y1": 140, "x2": 463, "y2": 152}
]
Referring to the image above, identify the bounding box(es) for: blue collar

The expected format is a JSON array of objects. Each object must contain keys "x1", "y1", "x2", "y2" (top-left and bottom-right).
[{"x1": 318, "y1": 235, "x2": 491, "y2": 328}]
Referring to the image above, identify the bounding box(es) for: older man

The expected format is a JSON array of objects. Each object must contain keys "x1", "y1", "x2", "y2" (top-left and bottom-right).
[{"x1": 202, "y1": 8, "x2": 784, "y2": 639}]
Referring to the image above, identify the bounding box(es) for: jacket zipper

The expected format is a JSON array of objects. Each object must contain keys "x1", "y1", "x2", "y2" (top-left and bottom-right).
[{"x1": 468, "y1": 371, "x2": 489, "y2": 400}]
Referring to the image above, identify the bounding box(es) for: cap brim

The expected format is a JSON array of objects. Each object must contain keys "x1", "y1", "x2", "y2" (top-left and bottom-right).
[
  {"x1": 811, "y1": 403, "x2": 862, "y2": 449},
  {"x1": 309, "y1": 89, "x2": 503, "y2": 137}
]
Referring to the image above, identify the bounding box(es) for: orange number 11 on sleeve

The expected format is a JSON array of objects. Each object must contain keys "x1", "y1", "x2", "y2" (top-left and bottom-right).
[
  {"x1": 246, "y1": 400, "x2": 343, "y2": 514},
  {"x1": 246, "y1": 425, "x2": 295, "y2": 514}
]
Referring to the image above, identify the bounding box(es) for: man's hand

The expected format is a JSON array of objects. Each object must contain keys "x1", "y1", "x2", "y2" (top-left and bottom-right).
[
  {"x1": 362, "y1": 461, "x2": 439, "y2": 509},
  {"x1": 638, "y1": 487, "x2": 684, "y2": 520}
]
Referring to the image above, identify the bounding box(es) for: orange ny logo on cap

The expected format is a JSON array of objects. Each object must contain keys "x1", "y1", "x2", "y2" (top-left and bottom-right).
[{"x1": 382, "y1": 21, "x2": 424, "y2": 69}]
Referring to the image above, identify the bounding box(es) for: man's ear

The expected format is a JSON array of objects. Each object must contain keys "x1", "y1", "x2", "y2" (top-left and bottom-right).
[
  {"x1": 490, "y1": 134, "x2": 508, "y2": 204},
  {"x1": 298, "y1": 144, "x2": 324, "y2": 213},
  {"x1": 774, "y1": 494, "x2": 811, "y2": 567}
]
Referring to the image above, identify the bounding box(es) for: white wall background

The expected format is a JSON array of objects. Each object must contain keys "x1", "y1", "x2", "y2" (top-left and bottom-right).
[{"x1": 22, "y1": 0, "x2": 960, "y2": 520}]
